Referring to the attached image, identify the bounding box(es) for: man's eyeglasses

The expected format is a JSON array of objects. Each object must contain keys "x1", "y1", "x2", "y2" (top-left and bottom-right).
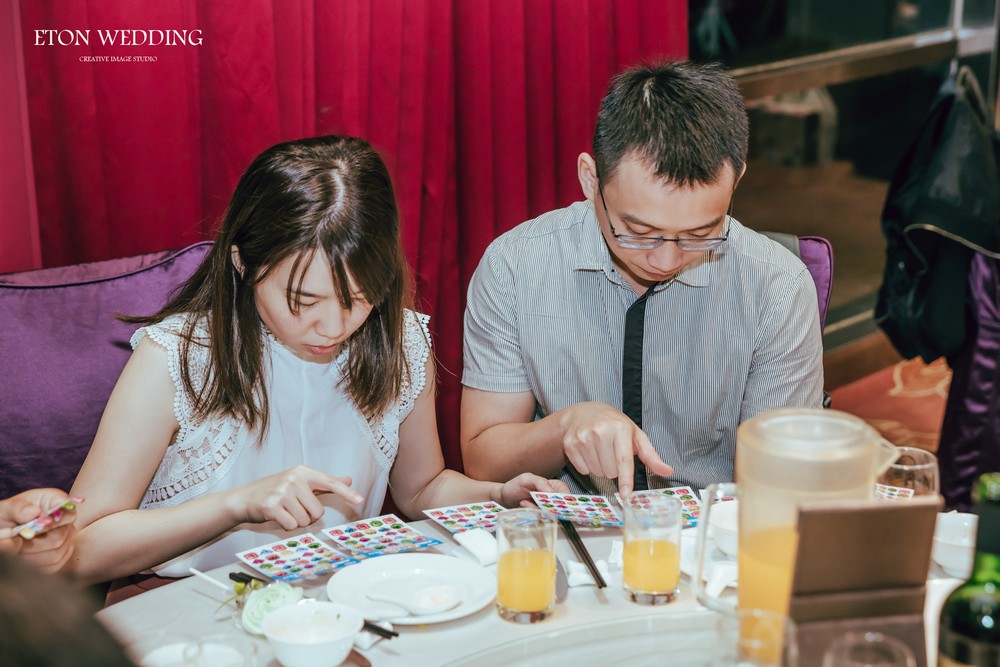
[{"x1": 597, "y1": 179, "x2": 731, "y2": 251}]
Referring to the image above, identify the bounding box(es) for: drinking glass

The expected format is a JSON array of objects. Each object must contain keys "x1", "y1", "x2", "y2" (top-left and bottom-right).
[
  {"x1": 821, "y1": 631, "x2": 916, "y2": 667},
  {"x1": 876, "y1": 446, "x2": 940, "y2": 499},
  {"x1": 495, "y1": 508, "x2": 557, "y2": 623},
  {"x1": 621, "y1": 491, "x2": 682, "y2": 605},
  {"x1": 715, "y1": 608, "x2": 798, "y2": 667}
]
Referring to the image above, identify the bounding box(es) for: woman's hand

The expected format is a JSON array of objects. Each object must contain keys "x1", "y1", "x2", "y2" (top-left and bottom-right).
[
  {"x1": 0, "y1": 488, "x2": 78, "y2": 573},
  {"x1": 498, "y1": 473, "x2": 570, "y2": 508},
  {"x1": 225, "y1": 465, "x2": 364, "y2": 530}
]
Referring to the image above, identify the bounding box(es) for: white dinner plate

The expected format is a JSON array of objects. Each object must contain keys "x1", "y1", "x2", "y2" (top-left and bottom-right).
[{"x1": 325, "y1": 553, "x2": 496, "y2": 625}]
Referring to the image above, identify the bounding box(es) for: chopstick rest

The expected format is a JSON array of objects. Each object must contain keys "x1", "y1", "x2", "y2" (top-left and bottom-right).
[{"x1": 452, "y1": 528, "x2": 498, "y2": 566}]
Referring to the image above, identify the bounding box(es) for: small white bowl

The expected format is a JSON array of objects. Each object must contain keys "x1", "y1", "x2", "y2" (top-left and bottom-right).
[
  {"x1": 708, "y1": 500, "x2": 739, "y2": 558},
  {"x1": 262, "y1": 601, "x2": 363, "y2": 667},
  {"x1": 932, "y1": 512, "x2": 977, "y2": 579}
]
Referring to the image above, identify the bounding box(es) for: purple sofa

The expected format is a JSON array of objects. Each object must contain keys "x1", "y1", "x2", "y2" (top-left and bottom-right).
[{"x1": 0, "y1": 242, "x2": 212, "y2": 498}]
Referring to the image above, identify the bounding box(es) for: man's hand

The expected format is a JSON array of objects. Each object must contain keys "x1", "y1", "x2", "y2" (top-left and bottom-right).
[{"x1": 558, "y1": 402, "x2": 674, "y2": 494}]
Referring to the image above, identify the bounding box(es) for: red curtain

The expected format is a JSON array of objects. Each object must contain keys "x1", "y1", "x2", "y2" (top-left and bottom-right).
[{"x1": 19, "y1": 0, "x2": 687, "y2": 471}]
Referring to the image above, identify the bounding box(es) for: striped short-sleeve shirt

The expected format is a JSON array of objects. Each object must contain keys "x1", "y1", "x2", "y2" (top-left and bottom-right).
[{"x1": 462, "y1": 200, "x2": 824, "y2": 495}]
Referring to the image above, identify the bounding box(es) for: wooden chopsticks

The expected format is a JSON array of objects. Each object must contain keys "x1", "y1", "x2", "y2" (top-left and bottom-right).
[
  {"x1": 362, "y1": 620, "x2": 399, "y2": 639},
  {"x1": 558, "y1": 519, "x2": 607, "y2": 588}
]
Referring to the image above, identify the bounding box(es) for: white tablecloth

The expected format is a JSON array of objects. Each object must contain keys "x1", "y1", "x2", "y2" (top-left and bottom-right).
[{"x1": 97, "y1": 520, "x2": 961, "y2": 666}]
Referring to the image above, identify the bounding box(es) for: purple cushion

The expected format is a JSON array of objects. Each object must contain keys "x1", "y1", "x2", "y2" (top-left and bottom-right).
[
  {"x1": 799, "y1": 236, "x2": 834, "y2": 328},
  {"x1": 0, "y1": 242, "x2": 212, "y2": 498}
]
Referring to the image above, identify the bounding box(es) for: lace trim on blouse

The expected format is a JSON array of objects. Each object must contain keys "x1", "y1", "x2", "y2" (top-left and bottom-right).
[{"x1": 132, "y1": 310, "x2": 431, "y2": 508}]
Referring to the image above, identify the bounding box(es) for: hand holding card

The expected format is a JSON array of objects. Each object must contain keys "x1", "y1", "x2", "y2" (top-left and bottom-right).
[{"x1": 9, "y1": 495, "x2": 83, "y2": 540}]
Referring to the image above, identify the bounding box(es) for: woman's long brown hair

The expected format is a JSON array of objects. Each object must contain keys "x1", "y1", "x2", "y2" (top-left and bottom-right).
[{"x1": 126, "y1": 135, "x2": 411, "y2": 437}]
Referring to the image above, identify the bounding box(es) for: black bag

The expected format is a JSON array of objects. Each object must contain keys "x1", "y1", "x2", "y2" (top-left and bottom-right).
[{"x1": 875, "y1": 66, "x2": 1000, "y2": 363}]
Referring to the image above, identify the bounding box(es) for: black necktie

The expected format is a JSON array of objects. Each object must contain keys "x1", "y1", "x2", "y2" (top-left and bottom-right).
[{"x1": 622, "y1": 283, "x2": 658, "y2": 491}]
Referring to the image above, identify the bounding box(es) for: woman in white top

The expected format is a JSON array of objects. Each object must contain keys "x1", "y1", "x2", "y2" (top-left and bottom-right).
[{"x1": 70, "y1": 135, "x2": 567, "y2": 584}]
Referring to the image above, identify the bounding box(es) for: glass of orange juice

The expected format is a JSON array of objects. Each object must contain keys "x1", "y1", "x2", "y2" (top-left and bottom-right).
[
  {"x1": 716, "y1": 607, "x2": 798, "y2": 666},
  {"x1": 621, "y1": 491, "x2": 682, "y2": 605},
  {"x1": 495, "y1": 508, "x2": 557, "y2": 623}
]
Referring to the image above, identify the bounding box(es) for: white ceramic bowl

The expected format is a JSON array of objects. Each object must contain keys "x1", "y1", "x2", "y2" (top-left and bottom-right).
[
  {"x1": 262, "y1": 601, "x2": 363, "y2": 667},
  {"x1": 932, "y1": 512, "x2": 977, "y2": 579},
  {"x1": 708, "y1": 500, "x2": 739, "y2": 558}
]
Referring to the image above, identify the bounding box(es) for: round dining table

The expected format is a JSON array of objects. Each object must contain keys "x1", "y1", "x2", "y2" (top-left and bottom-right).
[{"x1": 96, "y1": 519, "x2": 961, "y2": 667}]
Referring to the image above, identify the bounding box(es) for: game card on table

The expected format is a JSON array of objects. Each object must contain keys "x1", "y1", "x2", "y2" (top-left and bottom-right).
[
  {"x1": 613, "y1": 486, "x2": 735, "y2": 528},
  {"x1": 236, "y1": 533, "x2": 358, "y2": 583},
  {"x1": 422, "y1": 501, "x2": 503, "y2": 534},
  {"x1": 530, "y1": 492, "x2": 623, "y2": 527},
  {"x1": 322, "y1": 513, "x2": 443, "y2": 557},
  {"x1": 875, "y1": 483, "x2": 916, "y2": 501}
]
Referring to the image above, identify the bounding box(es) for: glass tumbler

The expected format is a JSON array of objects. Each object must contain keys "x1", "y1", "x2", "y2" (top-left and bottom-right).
[
  {"x1": 495, "y1": 508, "x2": 558, "y2": 623},
  {"x1": 621, "y1": 491, "x2": 682, "y2": 605}
]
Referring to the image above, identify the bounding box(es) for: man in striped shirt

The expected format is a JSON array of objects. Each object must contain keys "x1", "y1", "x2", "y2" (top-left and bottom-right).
[{"x1": 460, "y1": 60, "x2": 824, "y2": 497}]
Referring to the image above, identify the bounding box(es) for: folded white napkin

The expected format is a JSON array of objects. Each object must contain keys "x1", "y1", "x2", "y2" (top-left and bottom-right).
[
  {"x1": 354, "y1": 620, "x2": 394, "y2": 650},
  {"x1": 705, "y1": 561, "x2": 738, "y2": 598},
  {"x1": 566, "y1": 559, "x2": 611, "y2": 587},
  {"x1": 452, "y1": 528, "x2": 498, "y2": 566},
  {"x1": 608, "y1": 539, "x2": 623, "y2": 568}
]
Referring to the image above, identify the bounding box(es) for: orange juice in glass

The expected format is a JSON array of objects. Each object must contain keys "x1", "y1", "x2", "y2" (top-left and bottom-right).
[
  {"x1": 622, "y1": 491, "x2": 682, "y2": 605},
  {"x1": 738, "y1": 525, "x2": 799, "y2": 665},
  {"x1": 495, "y1": 509, "x2": 557, "y2": 623}
]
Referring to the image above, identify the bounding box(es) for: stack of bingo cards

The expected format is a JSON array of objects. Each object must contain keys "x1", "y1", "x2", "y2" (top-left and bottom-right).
[
  {"x1": 529, "y1": 492, "x2": 623, "y2": 527},
  {"x1": 236, "y1": 533, "x2": 358, "y2": 583},
  {"x1": 322, "y1": 513, "x2": 443, "y2": 557},
  {"x1": 423, "y1": 501, "x2": 503, "y2": 534}
]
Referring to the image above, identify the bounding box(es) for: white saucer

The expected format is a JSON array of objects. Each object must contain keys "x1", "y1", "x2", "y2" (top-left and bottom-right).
[{"x1": 326, "y1": 553, "x2": 495, "y2": 625}]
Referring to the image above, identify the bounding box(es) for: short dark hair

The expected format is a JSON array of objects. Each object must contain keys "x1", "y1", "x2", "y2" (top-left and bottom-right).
[{"x1": 592, "y1": 60, "x2": 749, "y2": 187}]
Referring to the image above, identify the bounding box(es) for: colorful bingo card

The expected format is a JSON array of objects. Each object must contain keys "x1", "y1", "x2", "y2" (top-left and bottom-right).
[
  {"x1": 616, "y1": 487, "x2": 734, "y2": 528},
  {"x1": 14, "y1": 495, "x2": 83, "y2": 539},
  {"x1": 236, "y1": 533, "x2": 358, "y2": 583},
  {"x1": 322, "y1": 514, "x2": 443, "y2": 557},
  {"x1": 423, "y1": 501, "x2": 503, "y2": 534},
  {"x1": 657, "y1": 486, "x2": 705, "y2": 528},
  {"x1": 530, "y1": 492, "x2": 623, "y2": 527},
  {"x1": 875, "y1": 483, "x2": 916, "y2": 501}
]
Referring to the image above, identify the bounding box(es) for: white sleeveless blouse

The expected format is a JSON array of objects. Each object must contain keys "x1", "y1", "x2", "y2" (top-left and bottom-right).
[{"x1": 131, "y1": 309, "x2": 431, "y2": 576}]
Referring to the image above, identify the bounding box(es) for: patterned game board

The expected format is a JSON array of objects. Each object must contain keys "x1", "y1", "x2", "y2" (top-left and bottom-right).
[
  {"x1": 322, "y1": 514, "x2": 443, "y2": 557},
  {"x1": 236, "y1": 533, "x2": 358, "y2": 582},
  {"x1": 423, "y1": 501, "x2": 503, "y2": 534},
  {"x1": 530, "y1": 492, "x2": 623, "y2": 527}
]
